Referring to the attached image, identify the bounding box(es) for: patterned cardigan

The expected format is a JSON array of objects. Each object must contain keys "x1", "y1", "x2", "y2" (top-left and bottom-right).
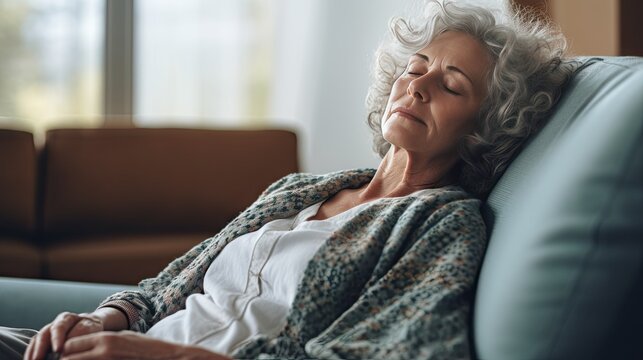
[{"x1": 99, "y1": 168, "x2": 487, "y2": 359}]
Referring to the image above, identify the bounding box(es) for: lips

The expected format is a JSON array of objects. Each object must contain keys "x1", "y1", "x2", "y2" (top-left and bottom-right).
[{"x1": 391, "y1": 107, "x2": 424, "y2": 124}]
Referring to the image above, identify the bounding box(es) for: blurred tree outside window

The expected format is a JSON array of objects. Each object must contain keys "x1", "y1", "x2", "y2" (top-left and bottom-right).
[
  {"x1": 0, "y1": 0, "x2": 273, "y2": 139},
  {"x1": 0, "y1": 0, "x2": 104, "y2": 140}
]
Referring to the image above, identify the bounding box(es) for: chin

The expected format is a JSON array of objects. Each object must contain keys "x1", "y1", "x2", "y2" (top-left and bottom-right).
[{"x1": 383, "y1": 132, "x2": 424, "y2": 153}]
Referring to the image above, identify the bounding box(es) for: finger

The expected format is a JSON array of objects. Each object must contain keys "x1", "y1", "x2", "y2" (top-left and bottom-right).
[
  {"x1": 50, "y1": 313, "x2": 80, "y2": 352},
  {"x1": 24, "y1": 343, "x2": 33, "y2": 359},
  {"x1": 59, "y1": 347, "x2": 102, "y2": 360},
  {"x1": 24, "y1": 324, "x2": 46, "y2": 360},
  {"x1": 62, "y1": 332, "x2": 102, "y2": 356},
  {"x1": 50, "y1": 313, "x2": 79, "y2": 352},
  {"x1": 24, "y1": 333, "x2": 35, "y2": 360},
  {"x1": 65, "y1": 325, "x2": 89, "y2": 340},
  {"x1": 32, "y1": 326, "x2": 53, "y2": 360},
  {"x1": 67, "y1": 317, "x2": 102, "y2": 339}
]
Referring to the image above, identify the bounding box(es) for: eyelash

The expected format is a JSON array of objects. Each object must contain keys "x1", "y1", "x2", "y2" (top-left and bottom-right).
[{"x1": 406, "y1": 71, "x2": 461, "y2": 96}]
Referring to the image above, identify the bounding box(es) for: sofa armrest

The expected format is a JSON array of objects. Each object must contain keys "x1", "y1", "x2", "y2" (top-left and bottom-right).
[{"x1": 0, "y1": 277, "x2": 137, "y2": 330}]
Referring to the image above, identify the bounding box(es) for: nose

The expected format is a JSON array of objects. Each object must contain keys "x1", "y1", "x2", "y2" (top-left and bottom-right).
[{"x1": 407, "y1": 76, "x2": 430, "y2": 102}]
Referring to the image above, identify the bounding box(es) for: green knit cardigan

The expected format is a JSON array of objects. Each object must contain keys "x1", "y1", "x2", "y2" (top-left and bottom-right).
[{"x1": 99, "y1": 168, "x2": 486, "y2": 359}]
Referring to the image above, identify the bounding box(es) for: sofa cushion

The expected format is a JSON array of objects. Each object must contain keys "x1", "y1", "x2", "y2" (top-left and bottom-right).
[
  {"x1": 0, "y1": 129, "x2": 36, "y2": 236},
  {"x1": 0, "y1": 277, "x2": 137, "y2": 330},
  {"x1": 474, "y1": 57, "x2": 643, "y2": 359},
  {"x1": 0, "y1": 238, "x2": 41, "y2": 278},
  {"x1": 42, "y1": 128, "x2": 298, "y2": 239},
  {"x1": 44, "y1": 233, "x2": 211, "y2": 285},
  {"x1": 0, "y1": 129, "x2": 39, "y2": 278}
]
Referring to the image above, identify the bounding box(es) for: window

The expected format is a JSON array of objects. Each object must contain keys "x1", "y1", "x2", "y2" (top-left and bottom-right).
[
  {"x1": 0, "y1": 0, "x2": 104, "y2": 138},
  {"x1": 0, "y1": 0, "x2": 274, "y2": 137},
  {"x1": 134, "y1": 0, "x2": 274, "y2": 127}
]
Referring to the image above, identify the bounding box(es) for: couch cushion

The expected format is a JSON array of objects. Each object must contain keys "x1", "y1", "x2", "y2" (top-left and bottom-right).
[
  {"x1": 0, "y1": 129, "x2": 36, "y2": 236},
  {"x1": 0, "y1": 238, "x2": 41, "y2": 278},
  {"x1": 0, "y1": 129, "x2": 39, "y2": 278},
  {"x1": 474, "y1": 57, "x2": 643, "y2": 359},
  {"x1": 44, "y1": 233, "x2": 210, "y2": 285},
  {"x1": 0, "y1": 277, "x2": 137, "y2": 329},
  {"x1": 42, "y1": 128, "x2": 298, "y2": 239}
]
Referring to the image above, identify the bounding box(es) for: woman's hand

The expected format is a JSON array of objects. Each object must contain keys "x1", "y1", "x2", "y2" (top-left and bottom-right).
[
  {"x1": 24, "y1": 307, "x2": 128, "y2": 360},
  {"x1": 59, "y1": 331, "x2": 231, "y2": 360},
  {"x1": 24, "y1": 312, "x2": 104, "y2": 360}
]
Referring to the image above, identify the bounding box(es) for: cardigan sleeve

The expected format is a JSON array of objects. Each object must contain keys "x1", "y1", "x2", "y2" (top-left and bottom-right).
[
  {"x1": 97, "y1": 172, "x2": 306, "y2": 332},
  {"x1": 304, "y1": 198, "x2": 487, "y2": 360}
]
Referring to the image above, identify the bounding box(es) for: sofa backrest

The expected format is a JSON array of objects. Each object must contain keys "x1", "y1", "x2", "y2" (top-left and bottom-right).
[
  {"x1": 0, "y1": 129, "x2": 36, "y2": 238},
  {"x1": 474, "y1": 57, "x2": 643, "y2": 359},
  {"x1": 41, "y1": 128, "x2": 298, "y2": 241},
  {"x1": 0, "y1": 129, "x2": 40, "y2": 278}
]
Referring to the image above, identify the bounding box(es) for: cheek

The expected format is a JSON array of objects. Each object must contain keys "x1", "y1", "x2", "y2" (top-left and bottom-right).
[
  {"x1": 380, "y1": 99, "x2": 394, "y2": 129},
  {"x1": 380, "y1": 111, "x2": 392, "y2": 139},
  {"x1": 380, "y1": 109, "x2": 402, "y2": 143},
  {"x1": 381, "y1": 81, "x2": 406, "y2": 124},
  {"x1": 444, "y1": 101, "x2": 480, "y2": 133},
  {"x1": 390, "y1": 79, "x2": 407, "y2": 100},
  {"x1": 460, "y1": 103, "x2": 482, "y2": 132}
]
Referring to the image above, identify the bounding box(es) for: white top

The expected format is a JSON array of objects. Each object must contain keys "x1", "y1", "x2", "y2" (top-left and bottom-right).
[{"x1": 145, "y1": 200, "x2": 369, "y2": 354}]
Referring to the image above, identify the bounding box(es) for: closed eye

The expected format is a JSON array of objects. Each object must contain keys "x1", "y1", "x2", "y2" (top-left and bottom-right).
[{"x1": 444, "y1": 85, "x2": 461, "y2": 96}]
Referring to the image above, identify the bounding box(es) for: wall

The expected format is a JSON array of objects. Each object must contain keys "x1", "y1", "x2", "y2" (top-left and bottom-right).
[
  {"x1": 270, "y1": 0, "x2": 507, "y2": 174},
  {"x1": 550, "y1": 0, "x2": 620, "y2": 56},
  {"x1": 270, "y1": 0, "x2": 401, "y2": 173},
  {"x1": 516, "y1": 0, "x2": 642, "y2": 56}
]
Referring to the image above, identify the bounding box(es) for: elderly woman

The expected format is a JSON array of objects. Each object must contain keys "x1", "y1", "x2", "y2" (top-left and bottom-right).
[{"x1": 5, "y1": 1, "x2": 576, "y2": 359}]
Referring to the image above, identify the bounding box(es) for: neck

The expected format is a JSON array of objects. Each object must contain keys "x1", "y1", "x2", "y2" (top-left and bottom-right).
[{"x1": 358, "y1": 146, "x2": 458, "y2": 201}]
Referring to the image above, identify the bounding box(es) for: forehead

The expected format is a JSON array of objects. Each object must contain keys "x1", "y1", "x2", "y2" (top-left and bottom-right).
[
  {"x1": 416, "y1": 31, "x2": 493, "y2": 83},
  {"x1": 420, "y1": 31, "x2": 489, "y2": 59}
]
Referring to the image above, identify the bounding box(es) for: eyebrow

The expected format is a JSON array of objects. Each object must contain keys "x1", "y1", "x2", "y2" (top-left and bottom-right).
[{"x1": 411, "y1": 53, "x2": 474, "y2": 86}]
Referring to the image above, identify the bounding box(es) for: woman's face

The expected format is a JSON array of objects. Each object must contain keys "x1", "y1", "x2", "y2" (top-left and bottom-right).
[{"x1": 382, "y1": 31, "x2": 493, "y2": 165}]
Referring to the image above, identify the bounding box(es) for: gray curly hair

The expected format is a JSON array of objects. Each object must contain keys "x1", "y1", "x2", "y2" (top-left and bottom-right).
[{"x1": 366, "y1": 0, "x2": 578, "y2": 198}]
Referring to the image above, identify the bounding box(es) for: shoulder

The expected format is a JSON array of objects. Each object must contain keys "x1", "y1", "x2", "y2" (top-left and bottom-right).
[
  {"x1": 259, "y1": 173, "x2": 320, "y2": 196},
  {"x1": 260, "y1": 168, "x2": 377, "y2": 197},
  {"x1": 415, "y1": 185, "x2": 482, "y2": 213},
  {"x1": 353, "y1": 185, "x2": 484, "y2": 235},
  {"x1": 407, "y1": 185, "x2": 485, "y2": 236},
  {"x1": 429, "y1": 186, "x2": 486, "y2": 241}
]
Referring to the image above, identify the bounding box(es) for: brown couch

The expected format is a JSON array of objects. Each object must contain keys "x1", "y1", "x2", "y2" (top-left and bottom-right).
[{"x1": 0, "y1": 128, "x2": 298, "y2": 284}]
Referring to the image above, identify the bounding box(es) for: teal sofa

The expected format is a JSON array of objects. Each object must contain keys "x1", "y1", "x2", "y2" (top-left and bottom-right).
[
  {"x1": 0, "y1": 277, "x2": 136, "y2": 330},
  {"x1": 1, "y1": 56, "x2": 642, "y2": 359},
  {"x1": 475, "y1": 56, "x2": 643, "y2": 359}
]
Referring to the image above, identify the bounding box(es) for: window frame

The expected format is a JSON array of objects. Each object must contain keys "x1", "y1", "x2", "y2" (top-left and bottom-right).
[{"x1": 104, "y1": 0, "x2": 134, "y2": 125}]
